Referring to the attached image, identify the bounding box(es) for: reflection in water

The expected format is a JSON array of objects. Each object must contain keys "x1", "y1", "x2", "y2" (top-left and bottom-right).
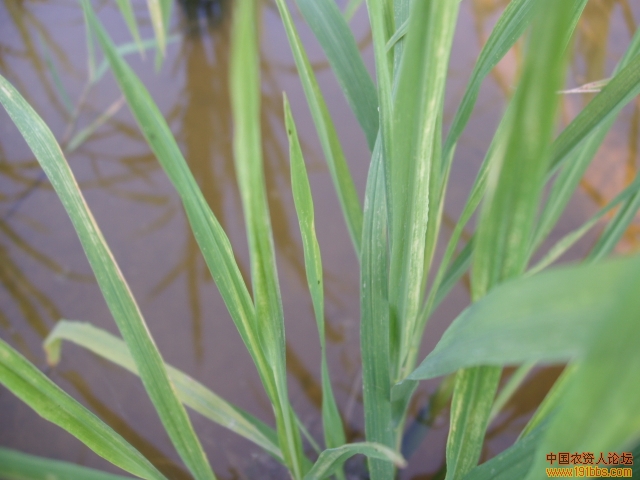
[
  {"x1": 161, "y1": 8, "x2": 238, "y2": 361},
  {"x1": 2, "y1": 0, "x2": 76, "y2": 120},
  {"x1": 470, "y1": 0, "x2": 519, "y2": 97},
  {"x1": 1, "y1": 224, "x2": 62, "y2": 339},
  {"x1": 463, "y1": 0, "x2": 640, "y2": 257},
  {"x1": 0, "y1": 0, "x2": 639, "y2": 478},
  {"x1": 178, "y1": 0, "x2": 227, "y2": 36},
  {"x1": 1, "y1": 0, "x2": 93, "y2": 362},
  {"x1": 484, "y1": 366, "x2": 564, "y2": 460},
  {"x1": 573, "y1": 0, "x2": 640, "y2": 252},
  {"x1": 162, "y1": 1, "x2": 346, "y2": 375},
  {"x1": 575, "y1": 0, "x2": 617, "y2": 84},
  {"x1": 61, "y1": 370, "x2": 191, "y2": 479}
]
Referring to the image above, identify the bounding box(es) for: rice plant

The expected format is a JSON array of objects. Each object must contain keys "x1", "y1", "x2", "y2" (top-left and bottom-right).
[{"x1": 1, "y1": 0, "x2": 640, "y2": 479}]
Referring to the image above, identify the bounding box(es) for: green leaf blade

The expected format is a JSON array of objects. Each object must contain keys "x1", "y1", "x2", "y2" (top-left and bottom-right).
[
  {"x1": 406, "y1": 255, "x2": 640, "y2": 479},
  {"x1": 284, "y1": 95, "x2": 345, "y2": 450},
  {"x1": 388, "y1": 0, "x2": 461, "y2": 380},
  {"x1": 463, "y1": 422, "x2": 547, "y2": 480},
  {"x1": 0, "y1": 448, "x2": 135, "y2": 480},
  {"x1": 79, "y1": 6, "x2": 276, "y2": 464},
  {"x1": 452, "y1": 2, "x2": 579, "y2": 467},
  {"x1": 525, "y1": 271, "x2": 640, "y2": 479},
  {"x1": 407, "y1": 255, "x2": 640, "y2": 379},
  {"x1": 145, "y1": 0, "x2": 167, "y2": 67},
  {"x1": 229, "y1": 2, "x2": 305, "y2": 476},
  {"x1": 115, "y1": 0, "x2": 143, "y2": 54},
  {"x1": 472, "y1": 0, "x2": 574, "y2": 297},
  {"x1": 274, "y1": 0, "x2": 363, "y2": 256},
  {"x1": 0, "y1": 339, "x2": 166, "y2": 480},
  {"x1": 360, "y1": 143, "x2": 394, "y2": 480},
  {"x1": 446, "y1": 367, "x2": 501, "y2": 480},
  {"x1": 548, "y1": 53, "x2": 640, "y2": 173},
  {"x1": 303, "y1": 443, "x2": 406, "y2": 480},
  {"x1": 529, "y1": 176, "x2": 640, "y2": 275},
  {"x1": 443, "y1": 0, "x2": 538, "y2": 160},
  {"x1": 44, "y1": 320, "x2": 284, "y2": 463},
  {"x1": 588, "y1": 190, "x2": 640, "y2": 262},
  {"x1": 534, "y1": 25, "x2": 640, "y2": 250},
  {"x1": 297, "y1": 0, "x2": 378, "y2": 150},
  {"x1": 0, "y1": 70, "x2": 215, "y2": 480}
]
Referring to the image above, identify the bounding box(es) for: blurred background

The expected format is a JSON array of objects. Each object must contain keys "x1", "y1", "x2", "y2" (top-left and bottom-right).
[{"x1": 0, "y1": 0, "x2": 638, "y2": 478}]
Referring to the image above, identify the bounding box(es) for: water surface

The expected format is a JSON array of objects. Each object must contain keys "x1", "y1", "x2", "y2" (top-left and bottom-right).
[{"x1": 0, "y1": 0, "x2": 638, "y2": 478}]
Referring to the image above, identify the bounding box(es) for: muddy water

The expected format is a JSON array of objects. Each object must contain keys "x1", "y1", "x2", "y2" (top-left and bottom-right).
[{"x1": 0, "y1": 0, "x2": 638, "y2": 478}]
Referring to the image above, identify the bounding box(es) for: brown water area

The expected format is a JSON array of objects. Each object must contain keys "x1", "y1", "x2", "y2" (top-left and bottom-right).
[{"x1": 0, "y1": 0, "x2": 638, "y2": 478}]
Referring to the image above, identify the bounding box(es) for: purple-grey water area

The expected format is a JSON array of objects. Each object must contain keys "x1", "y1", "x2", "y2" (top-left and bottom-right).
[{"x1": 1, "y1": 0, "x2": 639, "y2": 478}]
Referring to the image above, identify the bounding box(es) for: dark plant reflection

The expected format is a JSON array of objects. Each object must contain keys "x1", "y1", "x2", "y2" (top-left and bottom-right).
[{"x1": 178, "y1": 0, "x2": 228, "y2": 36}]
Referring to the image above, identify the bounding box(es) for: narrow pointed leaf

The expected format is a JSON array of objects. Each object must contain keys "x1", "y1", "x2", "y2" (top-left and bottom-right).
[
  {"x1": 386, "y1": 18, "x2": 408, "y2": 52},
  {"x1": 67, "y1": 97, "x2": 125, "y2": 152},
  {"x1": 297, "y1": 0, "x2": 378, "y2": 150},
  {"x1": 520, "y1": 364, "x2": 576, "y2": 439},
  {"x1": 274, "y1": 0, "x2": 363, "y2": 255},
  {"x1": 488, "y1": 362, "x2": 535, "y2": 423},
  {"x1": 421, "y1": 3, "x2": 594, "y2": 340},
  {"x1": 444, "y1": 0, "x2": 587, "y2": 161},
  {"x1": 364, "y1": 0, "x2": 394, "y2": 236},
  {"x1": 94, "y1": 35, "x2": 180, "y2": 82},
  {"x1": 418, "y1": 105, "x2": 514, "y2": 336},
  {"x1": 452, "y1": 1, "x2": 576, "y2": 465},
  {"x1": 81, "y1": 4, "x2": 96, "y2": 80},
  {"x1": 0, "y1": 339, "x2": 166, "y2": 480},
  {"x1": 471, "y1": 0, "x2": 572, "y2": 297},
  {"x1": 445, "y1": 367, "x2": 501, "y2": 480},
  {"x1": 410, "y1": 250, "x2": 640, "y2": 476},
  {"x1": 37, "y1": 32, "x2": 73, "y2": 115},
  {"x1": 230, "y1": 1, "x2": 306, "y2": 475},
  {"x1": 343, "y1": 0, "x2": 364, "y2": 21},
  {"x1": 432, "y1": 239, "x2": 473, "y2": 311},
  {"x1": 155, "y1": 0, "x2": 172, "y2": 69},
  {"x1": 285, "y1": 95, "x2": 345, "y2": 450},
  {"x1": 391, "y1": 0, "x2": 411, "y2": 77}
]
